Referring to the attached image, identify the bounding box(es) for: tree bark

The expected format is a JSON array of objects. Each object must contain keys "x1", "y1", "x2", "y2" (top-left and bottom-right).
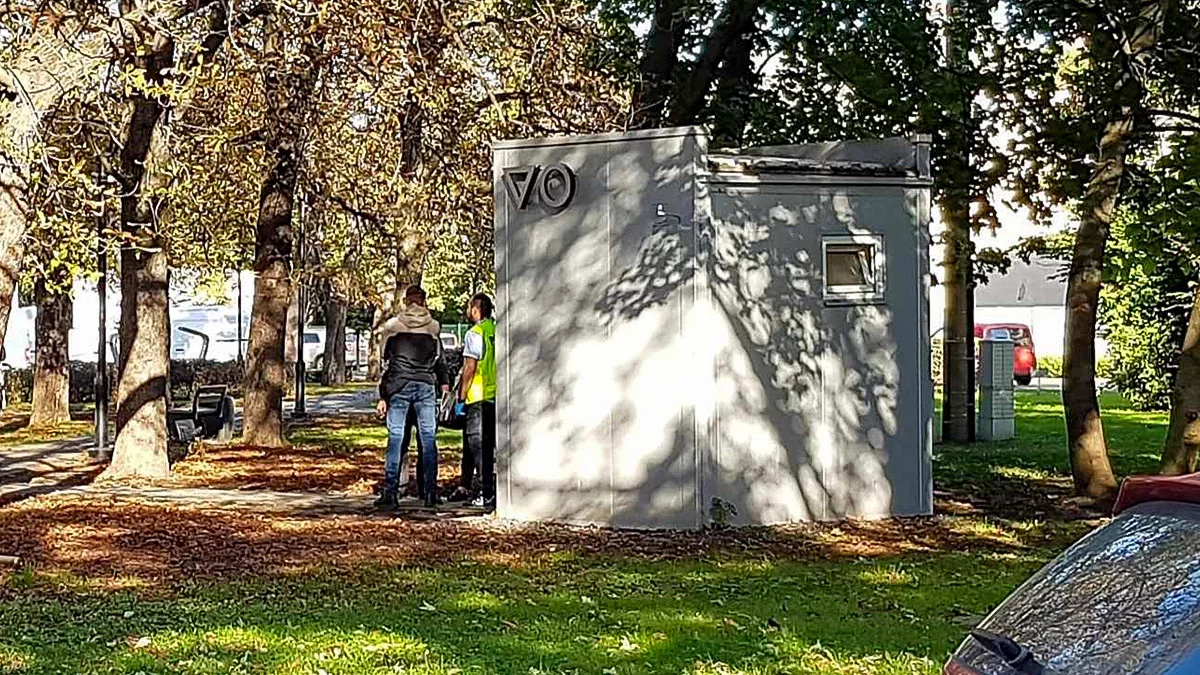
[
  {"x1": 0, "y1": 184, "x2": 26, "y2": 359},
  {"x1": 709, "y1": 30, "x2": 756, "y2": 147},
  {"x1": 367, "y1": 304, "x2": 386, "y2": 381},
  {"x1": 320, "y1": 290, "x2": 347, "y2": 385},
  {"x1": 939, "y1": 0, "x2": 975, "y2": 444},
  {"x1": 632, "y1": 0, "x2": 687, "y2": 128},
  {"x1": 1161, "y1": 282, "x2": 1200, "y2": 474},
  {"x1": 1063, "y1": 0, "x2": 1168, "y2": 500},
  {"x1": 29, "y1": 279, "x2": 71, "y2": 427},
  {"x1": 241, "y1": 13, "x2": 321, "y2": 447},
  {"x1": 667, "y1": 0, "x2": 763, "y2": 125},
  {"x1": 106, "y1": 30, "x2": 175, "y2": 479},
  {"x1": 940, "y1": 180, "x2": 974, "y2": 443}
]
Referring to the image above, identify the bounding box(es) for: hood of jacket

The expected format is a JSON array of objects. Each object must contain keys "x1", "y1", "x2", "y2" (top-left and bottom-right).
[{"x1": 397, "y1": 304, "x2": 434, "y2": 330}]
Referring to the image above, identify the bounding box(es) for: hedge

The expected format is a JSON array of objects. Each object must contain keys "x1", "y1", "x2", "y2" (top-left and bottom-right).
[{"x1": 4, "y1": 359, "x2": 255, "y2": 406}]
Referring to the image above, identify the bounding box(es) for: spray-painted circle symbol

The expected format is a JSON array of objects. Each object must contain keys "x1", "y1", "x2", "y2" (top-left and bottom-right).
[{"x1": 538, "y1": 163, "x2": 576, "y2": 211}]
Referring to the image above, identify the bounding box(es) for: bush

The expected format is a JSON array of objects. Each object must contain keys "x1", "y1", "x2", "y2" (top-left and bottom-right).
[
  {"x1": 4, "y1": 359, "x2": 248, "y2": 406},
  {"x1": 1038, "y1": 355, "x2": 1063, "y2": 378},
  {"x1": 170, "y1": 360, "x2": 246, "y2": 401},
  {"x1": 3, "y1": 367, "x2": 32, "y2": 406}
]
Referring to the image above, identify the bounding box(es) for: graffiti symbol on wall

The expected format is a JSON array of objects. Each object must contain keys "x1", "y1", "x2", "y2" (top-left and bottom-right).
[{"x1": 503, "y1": 163, "x2": 576, "y2": 212}]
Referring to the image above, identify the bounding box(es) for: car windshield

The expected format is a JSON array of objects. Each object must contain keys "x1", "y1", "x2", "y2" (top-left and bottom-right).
[{"x1": 953, "y1": 502, "x2": 1200, "y2": 675}]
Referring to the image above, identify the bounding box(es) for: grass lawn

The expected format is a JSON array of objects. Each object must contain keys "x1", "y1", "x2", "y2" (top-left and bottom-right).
[{"x1": 0, "y1": 390, "x2": 1172, "y2": 675}]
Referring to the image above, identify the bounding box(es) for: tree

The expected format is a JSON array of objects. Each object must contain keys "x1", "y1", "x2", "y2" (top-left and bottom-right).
[
  {"x1": 29, "y1": 278, "x2": 71, "y2": 426},
  {"x1": 106, "y1": 0, "x2": 254, "y2": 476},
  {"x1": 241, "y1": 2, "x2": 324, "y2": 447},
  {"x1": 1001, "y1": 0, "x2": 1196, "y2": 497},
  {"x1": 744, "y1": 0, "x2": 1007, "y2": 443},
  {"x1": 1100, "y1": 135, "x2": 1200, "y2": 472},
  {"x1": 0, "y1": 11, "x2": 110, "y2": 363},
  {"x1": 320, "y1": 281, "x2": 348, "y2": 386}
]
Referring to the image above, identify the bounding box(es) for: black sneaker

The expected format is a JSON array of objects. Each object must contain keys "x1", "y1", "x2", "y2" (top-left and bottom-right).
[
  {"x1": 423, "y1": 494, "x2": 442, "y2": 508},
  {"x1": 374, "y1": 491, "x2": 399, "y2": 509},
  {"x1": 447, "y1": 487, "x2": 472, "y2": 503}
]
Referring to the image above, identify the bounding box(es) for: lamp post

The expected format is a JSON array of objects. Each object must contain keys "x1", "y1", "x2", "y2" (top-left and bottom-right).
[
  {"x1": 293, "y1": 191, "x2": 307, "y2": 418},
  {"x1": 95, "y1": 165, "x2": 110, "y2": 460}
]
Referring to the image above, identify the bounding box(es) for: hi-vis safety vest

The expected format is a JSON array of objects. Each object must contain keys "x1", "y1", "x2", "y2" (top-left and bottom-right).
[{"x1": 466, "y1": 318, "x2": 496, "y2": 404}]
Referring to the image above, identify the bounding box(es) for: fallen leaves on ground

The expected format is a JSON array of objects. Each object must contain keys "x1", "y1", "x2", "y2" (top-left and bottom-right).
[{"x1": 0, "y1": 492, "x2": 1084, "y2": 586}]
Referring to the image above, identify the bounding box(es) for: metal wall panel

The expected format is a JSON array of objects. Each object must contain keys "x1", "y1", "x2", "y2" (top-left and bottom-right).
[
  {"x1": 705, "y1": 184, "x2": 932, "y2": 523},
  {"x1": 495, "y1": 129, "x2": 705, "y2": 529},
  {"x1": 495, "y1": 128, "x2": 933, "y2": 529}
]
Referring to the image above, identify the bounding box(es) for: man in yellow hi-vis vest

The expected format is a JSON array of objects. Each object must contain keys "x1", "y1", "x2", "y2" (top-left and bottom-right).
[{"x1": 457, "y1": 293, "x2": 496, "y2": 510}]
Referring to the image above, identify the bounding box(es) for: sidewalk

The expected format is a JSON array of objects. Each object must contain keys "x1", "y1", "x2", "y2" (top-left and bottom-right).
[{"x1": 0, "y1": 437, "x2": 103, "y2": 505}]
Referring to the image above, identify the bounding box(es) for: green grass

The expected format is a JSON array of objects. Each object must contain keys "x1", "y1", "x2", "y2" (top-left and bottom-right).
[
  {"x1": 935, "y1": 390, "x2": 1166, "y2": 493},
  {"x1": 0, "y1": 553, "x2": 1051, "y2": 675},
  {"x1": 298, "y1": 381, "x2": 377, "y2": 397},
  {"x1": 0, "y1": 390, "x2": 1167, "y2": 674},
  {"x1": 290, "y1": 422, "x2": 463, "y2": 453}
]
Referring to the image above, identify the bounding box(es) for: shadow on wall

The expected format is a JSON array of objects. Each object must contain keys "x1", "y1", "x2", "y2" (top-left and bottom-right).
[
  {"x1": 502, "y1": 139, "x2": 911, "y2": 528},
  {"x1": 704, "y1": 193, "x2": 903, "y2": 524}
]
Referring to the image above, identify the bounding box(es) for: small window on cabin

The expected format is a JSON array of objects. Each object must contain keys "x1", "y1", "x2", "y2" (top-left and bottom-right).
[{"x1": 823, "y1": 235, "x2": 885, "y2": 305}]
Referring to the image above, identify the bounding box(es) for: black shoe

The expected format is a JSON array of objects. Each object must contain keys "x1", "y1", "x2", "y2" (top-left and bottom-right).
[
  {"x1": 423, "y1": 494, "x2": 442, "y2": 508},
  {"x1": 447, "y1": 487, "x2": 472, "y2": 503},
  {"x1": 374, "y1": 491, "x2": 399, "y2": 509}
]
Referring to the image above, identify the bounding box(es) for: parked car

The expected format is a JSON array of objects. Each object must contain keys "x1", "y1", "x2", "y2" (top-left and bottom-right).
[
  {"x1": 944, "y1": 473, "x2": 1200, "y2": 675},
  {"x1": 975, "y1": 323, "x2": 1037, "y2": 386}
]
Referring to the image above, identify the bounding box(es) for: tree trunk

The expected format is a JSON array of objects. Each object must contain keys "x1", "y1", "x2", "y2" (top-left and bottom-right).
[
  {"x1": 1161, "y1": 282, "x2": 1200, "y2": 474},
  {"x1": 0, "y1": 186, "x2": 26, "y2": 359},
  {"x1": 243, "y1": 258, "x2": 291, "y2": 447},
  {"x1": 1063, "y1": 0, "x2": 1167, "y2": 500},
  {"x1": 709, "y1": 30, "x2": 756, "y2": 147},
  {"x1": 29, "y1": 279, "x2": 71, "y2": 427},
  {"x1": 939, "y1": 0, "x2": 975, "y2": 444},
  {"x1": 320, "y1": 292, "x2": 347, "y2": 385},
  {"x1": 241, "y1": 14, "x2": 321, "y2": 447},
  {"x1": 632, "y1": 0, "x2": 687, "y2": 128},
  {"x1": 1063, "y1": 139, "x2": 1124, "y2": 498},
  {"x1": 105, "y1": 29, "x2": 175, "y2": 479},
  {"x1": 367, "y1": 305, "x2": 386, "y2": 381},
  {"x1": 667, "y1": 0, "x2": 763, "y2": 125}
]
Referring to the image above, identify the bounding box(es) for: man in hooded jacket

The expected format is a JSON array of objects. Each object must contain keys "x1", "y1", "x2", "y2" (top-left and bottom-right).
[{"x1": 375, "y1": 285, "x2": 449, "y2": 508}]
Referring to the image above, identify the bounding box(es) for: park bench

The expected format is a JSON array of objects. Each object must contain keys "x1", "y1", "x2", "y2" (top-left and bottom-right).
[{"x1": 167, "y1": 384, "x2": 236, "y2": 444}]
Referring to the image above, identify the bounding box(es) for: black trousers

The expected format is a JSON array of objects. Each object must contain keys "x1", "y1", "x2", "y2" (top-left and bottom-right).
[{"x1": 463, "y1": 400, "x2": 496, "y2": 500}]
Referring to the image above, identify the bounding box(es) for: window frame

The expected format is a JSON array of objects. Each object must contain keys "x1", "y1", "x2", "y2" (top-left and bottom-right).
[{"x1": 822, "y1": 234, "x2": 886, "y2": 305}]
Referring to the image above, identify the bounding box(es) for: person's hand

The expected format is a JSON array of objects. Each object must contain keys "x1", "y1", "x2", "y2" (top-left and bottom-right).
[
  {"x1": 375, "y1": 399, "x2": 387, "y2": 419},
  {"x1": 441, "y1": 384, "x2": 450, "y2": 396}
]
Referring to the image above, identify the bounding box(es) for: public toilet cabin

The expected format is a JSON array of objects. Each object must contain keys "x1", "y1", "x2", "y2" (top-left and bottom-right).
[{"x1": 493, "y1": 127, "x2": 933, "y2": 529}]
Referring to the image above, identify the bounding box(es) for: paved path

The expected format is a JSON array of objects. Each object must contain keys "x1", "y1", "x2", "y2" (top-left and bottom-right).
[
  {"x1": 0, "y1": 438, "x2": 104, "y2": 505},
  {"x1": 285, "y1": 388, "x2": 377, "y2": 417},
  {"x1": 0, "y1": 389, "x2": 477, "y2": 518},
  {"x1": 56, "y1": 484, "x2": 485, "y2": 519}
]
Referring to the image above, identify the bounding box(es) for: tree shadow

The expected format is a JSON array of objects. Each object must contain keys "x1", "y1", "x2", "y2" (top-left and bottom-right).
[{"x1": 499, "y1": 132, "x2": 929, "y2": 528}]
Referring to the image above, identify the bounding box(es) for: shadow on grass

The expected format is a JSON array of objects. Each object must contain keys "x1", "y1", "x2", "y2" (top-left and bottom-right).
[
  {"x1": 934, "y1": 390, "x2": 1167, "y2": 520},
  {"x1": 0, "y1": 494, "x2": 1087, "y2": 586},
  {"x1": 0, "y1": 549, "x2": 1049, "y2": 675}
]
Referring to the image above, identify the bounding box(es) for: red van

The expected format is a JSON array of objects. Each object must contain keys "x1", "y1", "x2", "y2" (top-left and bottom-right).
[{"x1": 974, "y1": 323, "x2": 1037, "y2": 385}]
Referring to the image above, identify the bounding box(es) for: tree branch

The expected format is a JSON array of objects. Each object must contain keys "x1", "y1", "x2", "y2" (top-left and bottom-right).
[
  {"x1": 667, "y1": 0, "x2": 763, "y2": 125},
  {"x1": 1148, "y1": 109, "x2": 1200, "y2": 126}
]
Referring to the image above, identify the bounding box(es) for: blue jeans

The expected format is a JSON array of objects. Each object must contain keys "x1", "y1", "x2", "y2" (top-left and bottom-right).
[{"x1": 385, "y1": 381, "x2": 438, "y2": 498}]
